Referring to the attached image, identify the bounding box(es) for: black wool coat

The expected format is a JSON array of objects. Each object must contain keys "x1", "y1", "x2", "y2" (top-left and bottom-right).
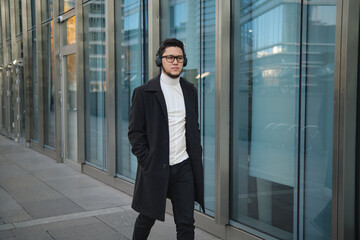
[{"x1": 128, "y1": 75, "x2": 205, "y2": 221}]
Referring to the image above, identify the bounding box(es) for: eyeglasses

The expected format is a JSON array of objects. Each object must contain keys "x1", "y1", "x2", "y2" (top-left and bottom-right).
[{"x1": 161, "y1": 55, "x2": 185, "y2": 63}]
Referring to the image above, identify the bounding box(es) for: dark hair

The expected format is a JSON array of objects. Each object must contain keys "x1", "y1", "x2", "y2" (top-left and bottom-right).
[{"x1": 156, "y1": 38, "x2": 186, "y2": 57}]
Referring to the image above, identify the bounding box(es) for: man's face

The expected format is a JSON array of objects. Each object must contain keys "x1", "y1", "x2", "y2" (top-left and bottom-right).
[{"x1": 161, "y1": 46, "x2": 184, "y2": 79}]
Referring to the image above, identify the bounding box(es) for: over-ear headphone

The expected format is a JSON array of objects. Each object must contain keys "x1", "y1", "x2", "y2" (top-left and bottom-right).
[
  {"x1": 155, "y1": 54, "x2": 162, "y2": 67},
  {"x1": 155, "y1": 53, "x2": 188, "y2": 67}
]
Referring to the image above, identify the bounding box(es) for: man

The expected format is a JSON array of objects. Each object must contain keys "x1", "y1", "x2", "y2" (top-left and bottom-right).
[{"x1": 128, "y1": 38, "x2": 204, "y2": 240}]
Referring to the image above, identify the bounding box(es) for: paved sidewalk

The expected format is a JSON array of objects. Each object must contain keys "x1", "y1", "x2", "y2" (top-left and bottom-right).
[{"x1": 0, "y1": 136, "x2": 219, "y2": 240}]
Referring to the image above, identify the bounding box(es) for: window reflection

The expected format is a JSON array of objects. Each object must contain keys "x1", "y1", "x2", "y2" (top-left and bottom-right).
[
  {"x1": 302, "y1": 3, "x2": 336, "y2": 240},
  {"x1": 115, "y1": 0, "x2": 148, "y2": 181},
  {"x1": 43, "y1": 22, "x2": 56, "y2": 148},
  {"x1": 231, "y1": 1, "x2": 336, "y2": 239},
  {"x1": 63, "y1": 16, "x2": 76, "y2": 45},
  {"x1": 84, "y1": 0, "x2": 107, "y2": 170}
]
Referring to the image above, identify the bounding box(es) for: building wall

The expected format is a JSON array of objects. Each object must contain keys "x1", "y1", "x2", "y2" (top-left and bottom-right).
[{"x1": 0, "y1": 0, "x2": 358, "y2": 239}]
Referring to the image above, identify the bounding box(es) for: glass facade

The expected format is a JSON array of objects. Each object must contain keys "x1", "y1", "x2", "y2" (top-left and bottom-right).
[
  {"x1": 160, "y1": 0, "x2": 216, "y2": 216},
  {"x1": 84, "y1": 0, "x2": 107, "y2": 170},
  {"x1": 0, "y1": 1, "x2": 357, "y2": 240},
  {"x1": 43, "y1": 22, "x2": 55, "y2": 148},
  {"x1": 231, "y1": 0, "x2": 336, "y2": 239},
  {"x1": 115, "y1": 0, "x2": 148, "y2": 181}
]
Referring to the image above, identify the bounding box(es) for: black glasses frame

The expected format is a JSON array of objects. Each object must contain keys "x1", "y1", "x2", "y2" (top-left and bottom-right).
[{"x1": 161, "y1": 55, "x2": 185, "y2": 63}]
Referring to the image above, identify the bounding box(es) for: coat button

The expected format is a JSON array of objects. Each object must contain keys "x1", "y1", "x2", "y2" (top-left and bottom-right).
[{"x1": 163, "y1": 163, "x2": 167, "y2": 168}]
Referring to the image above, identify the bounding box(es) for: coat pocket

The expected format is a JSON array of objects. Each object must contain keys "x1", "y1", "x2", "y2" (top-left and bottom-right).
[{"x1": 138, "y1": 149, "x2": 149, "y2": 168}]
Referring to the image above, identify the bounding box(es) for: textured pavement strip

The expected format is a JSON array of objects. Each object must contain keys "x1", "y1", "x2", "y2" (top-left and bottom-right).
[{"x1": 0, "y1": 206, "x2": 127, "y2": 230}]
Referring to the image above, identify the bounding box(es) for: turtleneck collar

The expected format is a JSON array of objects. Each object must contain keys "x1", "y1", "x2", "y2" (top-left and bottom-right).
[{"x1": 160, "y1": 72, "x2": 180, "y2": 86}]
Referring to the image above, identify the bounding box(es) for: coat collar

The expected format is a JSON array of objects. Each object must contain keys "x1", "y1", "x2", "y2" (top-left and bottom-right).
[{"x1": 144, "y1": 75, "x2": 193, "y2": 119}]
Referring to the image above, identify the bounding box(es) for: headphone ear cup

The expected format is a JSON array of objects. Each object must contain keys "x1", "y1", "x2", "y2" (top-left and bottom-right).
[
  {"x1": 155, "y1": 56, "x2": 162, "y2": 67},
  {"x1": 183, "y1": 57, "x2": 187, "y2": 67}
]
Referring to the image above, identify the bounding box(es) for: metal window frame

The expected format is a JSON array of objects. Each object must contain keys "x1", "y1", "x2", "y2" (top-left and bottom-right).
[
  {"x1": 106, "y1": 0, "x2": 116, "y2": 176},
  {"x1": 333, "y1": 0, "x2": 360, "y2": 239},
  {"x1": 76, "y1": 0, "x2": 85, "y2": 166}
]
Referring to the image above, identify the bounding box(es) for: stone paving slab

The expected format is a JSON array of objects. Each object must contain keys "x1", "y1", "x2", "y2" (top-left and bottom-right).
[
  {"x1": 21, "y1": 197, "x2": 84, "y2": 219},
  {"x1": 1, "y1": 174, "x2": 63, "y2": 204},
  {"x1": 0, "y1": 135, "x2": 221, "y2": 240},
  {"x1": 45, "y1": 218, "x2": 127, "y2": 240},
  {"x1": 0, "y1": 209, "x2": 32, "y2": 224},
  {"x1": 30, "y1": 166, "x2": 82, "y2": 182},
  {"x1": 0, "y1": 229, "x2": 13, "y2": 239},
  {"x1": 0, "y1": 164, "x2": 28, "y2": 179},
  {"x1": 61, "y1": 187, "x2": 132, "y2": 211},
  {"x1": 10, "y1": 225, "x2": 53, "y2": 240},
  {"x1": 45, "y1": 174, "x2": 106, "y2": 193}
]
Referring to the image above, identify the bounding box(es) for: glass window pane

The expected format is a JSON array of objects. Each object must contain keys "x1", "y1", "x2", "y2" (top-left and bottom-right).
[
  {"x1": 41, "y1": 0, "x2": 53, "y2": 21},
  {"x1": 15, "y1": 0, "x2": 22, "y2": 36},
  {"x1": 43, "y1": 22, "x2": 55, "y2": 148},
  {"x1": 6, "y1": 0, "x2": 11, "y2": 40},
  {"x1": 62, "y1": 16, "x2": 76, "y2": 45},
  {"x1": 59, "y1": 0, "x2": 76, "y2": 13},
  {"x1": 115, "y1": 0, "x2": 148, "y2": 181},
  {"x1": 65, "y1": 54, "x2": 77, "y2": 161},
  {"x1": 0, "y1": 5, "x2": 2, "y2": 41},
  {"x1": 302, "y1": 2, "x2": 336, "y2": 239},
  {"x1": 231, "y1": 2, "x2": 300, "y2": 239},
  {"x1": 160, "y1": 0, "x2": 216, "y2": 216},
  {"x1": 231, "y1": 1, "x2": 336, "y2": 239},
  {"x1": 84, "y1": 0, "x2": 107, "y2": 170},
  {"x1": 29, "y1": 30, "x2": 38, "y2": 141}
]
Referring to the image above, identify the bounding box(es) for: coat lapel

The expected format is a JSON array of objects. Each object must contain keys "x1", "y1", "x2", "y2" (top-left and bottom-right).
[{"x1": 145, "y1": 75, "x2": 168, "y2": 119}]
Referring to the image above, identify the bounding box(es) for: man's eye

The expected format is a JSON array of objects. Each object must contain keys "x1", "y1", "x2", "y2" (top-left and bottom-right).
[
  {"x1": 177, "y1": 56, "x2": 184, "y2": 60},
  {"x1": 167, "y1": 56, "x2": 175, "y2": 60}
]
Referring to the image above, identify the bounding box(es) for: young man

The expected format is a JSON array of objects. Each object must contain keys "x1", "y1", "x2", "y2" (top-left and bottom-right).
[{"x1": 128, "y1": 38, "x2": 204, "y2": 240}]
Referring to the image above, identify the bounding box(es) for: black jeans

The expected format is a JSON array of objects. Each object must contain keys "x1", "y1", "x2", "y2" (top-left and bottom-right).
[{"x1": 132, "y1": 159, "x2": 195, "y2": 240}]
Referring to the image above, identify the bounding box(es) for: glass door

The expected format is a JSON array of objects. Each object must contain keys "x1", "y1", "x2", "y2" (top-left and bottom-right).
[
  {"x1": 59, "y1": 11, "x2": 77, "y2": 162},
  {"x1": 61, "y1": 52, "x2": 77, "y2": 161},
  {"x1": 6, "y1": 63, "x2": 14, "y2": 138}
]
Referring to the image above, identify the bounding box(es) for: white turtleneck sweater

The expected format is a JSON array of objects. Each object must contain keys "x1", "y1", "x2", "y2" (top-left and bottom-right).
[{"x1": 160, "y1": 73, "x2": 189, "y2": 166}]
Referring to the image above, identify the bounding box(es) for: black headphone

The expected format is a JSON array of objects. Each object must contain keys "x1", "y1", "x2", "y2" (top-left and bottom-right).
[{"x1": 155, "y1": 52, "x2": 188, "y2": 67}]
